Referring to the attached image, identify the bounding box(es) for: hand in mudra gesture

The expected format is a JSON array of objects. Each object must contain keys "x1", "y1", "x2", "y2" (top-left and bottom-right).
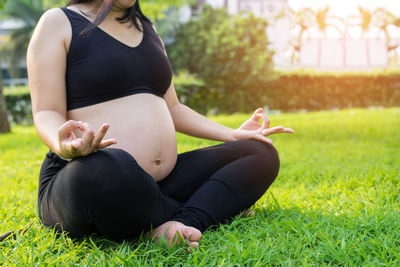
[
  {"x1": 233, "y1": 107, "x2": 294, "y2": 144},
  {"x1": 57, "y1": 120, "x2": 117, "y2": 159}
]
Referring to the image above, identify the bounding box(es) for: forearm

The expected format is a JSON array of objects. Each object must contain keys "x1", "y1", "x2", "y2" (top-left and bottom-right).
[
  {"x1": 169, "y1": 103, "x2": 236, "y2": 142},
  {"x1": 33, "y1": 110, "x2": 67, "y2": 154}
]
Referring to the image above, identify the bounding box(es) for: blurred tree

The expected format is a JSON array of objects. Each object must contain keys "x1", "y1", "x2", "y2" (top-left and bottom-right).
[
  {"x1": 2, "y1": 0, "x2": 45, "y2": 78},
  {"x1": 0, "y1": 0, "x2": 10, "y2": 133},
  {"x1": 167, "y1": 6, "x2": 274, "y2": 113},
  {"x1": 141, "y1": 0, "x2": 186, "y2": 21},
  {"x1": 42, "y1": 0, "x2": 65, "y2": 8}
]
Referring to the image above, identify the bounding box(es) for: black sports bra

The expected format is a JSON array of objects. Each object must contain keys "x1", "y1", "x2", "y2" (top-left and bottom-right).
[{"x1": 60, "y1": 7, "x2": 173, "y2": 110}]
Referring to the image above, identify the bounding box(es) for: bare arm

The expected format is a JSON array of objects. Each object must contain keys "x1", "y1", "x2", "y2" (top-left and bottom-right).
[
  {"x1": 163, "y1": 83, "x2": 236, "y2": 142},
  {"x1": 164, "y1": 82, "x2": 294, "y2": 144},
  {"x1": 28, "y1": 8, "x2": 70, "y2": 153},
  {"x1": 28, "y1": 8, "x2": 115, "y2": 159},
  {"x1": 155, "y1": 25, "x2": 294, "y2": 143}
]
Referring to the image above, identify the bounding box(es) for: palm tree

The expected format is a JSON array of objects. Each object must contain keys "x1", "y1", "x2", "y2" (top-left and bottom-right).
[
  {"x1": 289, "y1": 8, "x2": 314, "y2": 64},
  {"x1": 375, "y1": 10, "x2": 400, "y2": 68},
  {"x1": 2, "y1": 0, "x2": 45, "y2": 78},
  {"x1": 306, "y1": 6, "x2": 344, "y2": 67},
  {"x1": 377, "y1": 10, "x2": 400, "y2": 52},
  {"x1": 348, "y1": 6, "x2": 385, "y2": 67},
  {"x1": 314, "y1": 7, "x2": 344, "y2": 67}
]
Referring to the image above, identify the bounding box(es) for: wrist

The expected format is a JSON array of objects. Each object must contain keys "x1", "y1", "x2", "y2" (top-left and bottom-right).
[
  {"x1": 52, "y1": 142, "x2": 70, "y2": 160},
  {"x1": 227, "y1": 128, "x2": 238, "y2": 142},
  {"x1": 51, "y1": 142, "x2": 62, "y2": 156}
]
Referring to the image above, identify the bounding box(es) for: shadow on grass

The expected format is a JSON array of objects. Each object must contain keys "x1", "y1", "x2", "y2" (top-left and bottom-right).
[{"x1": 1, "y1": 203, "x2": 399, "y2": 265}]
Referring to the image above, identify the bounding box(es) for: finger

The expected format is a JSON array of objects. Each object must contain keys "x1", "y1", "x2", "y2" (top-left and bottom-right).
[
  {"x1": 78, "y1": 122, "x2": 91, "y2": 132},
  {"x1": 92, "y1": 123, "x2": 111, "y2": 148},
  {"x1": 58, "y1": 120, "x2": 82, "y2": 140},
  {"x1": 70, "y1": 139, "x2": 82, "y2": 149},
  {"x1": 98, "y1": 138, "x2": 117, "y2": 149},
  {"x1": 253, "y1": 134, "x2": 273, "y2": 144},
  {"x1": 65, "y1": 139, "x2": 81, "y2": 155},
  {"x1": 250, "y1": 107, "x2": 264, "y2": 121},
  {"x1": 80, "y1": 124, "x2": 95, "y2": 153},
  {"x1": 274, "y1": 126, "x2": 295, "y2": 134},
  {"x1": 285, "y1": 127, "x2": 295, "y2": 134},
  {"x1": 262, "y1": 126, "x2": 295, "y2": 136},
  {"x1": 256, "y1": 113, "x2": 270, "y2": 129}
]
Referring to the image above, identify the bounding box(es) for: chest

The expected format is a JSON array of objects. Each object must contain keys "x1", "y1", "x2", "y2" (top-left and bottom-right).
[{"x1": 65, "y1": 23, "x2": 173, "y2": 93}]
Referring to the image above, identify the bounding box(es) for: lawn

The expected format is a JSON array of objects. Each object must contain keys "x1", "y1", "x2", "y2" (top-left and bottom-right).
[{"x1": 0, "y1": 108, "x2": 399, "y2": 265}]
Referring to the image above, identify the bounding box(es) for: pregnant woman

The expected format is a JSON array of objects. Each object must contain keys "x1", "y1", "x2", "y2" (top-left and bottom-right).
[{"x1": 27, "y1": 0, "x2": 294, "y2": 249}]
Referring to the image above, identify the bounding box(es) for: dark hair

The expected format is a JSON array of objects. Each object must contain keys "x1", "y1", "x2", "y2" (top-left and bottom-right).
[{"x1": 66, "y1": 0, "x2": 151, "y2": 35}]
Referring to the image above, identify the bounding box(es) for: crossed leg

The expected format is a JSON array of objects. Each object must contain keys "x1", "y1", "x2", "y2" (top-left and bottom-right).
[
  {"x1": 152, "y1": 139, "x2": 280, "y2": 247},
  {"x1": 38, "y1": 140, "x2": 279, "y2": 248}
]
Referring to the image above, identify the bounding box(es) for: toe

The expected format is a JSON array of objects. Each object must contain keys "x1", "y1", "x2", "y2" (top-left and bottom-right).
[
  {"x1": 189, "y1": 241, "x2": 199, "y2": 249},
  {"x1": 242, "y1": 209, "x2": 255, "y2": 218},
  {"x1": 182, "y1": 226, "x2": 202, "y2": 242}
]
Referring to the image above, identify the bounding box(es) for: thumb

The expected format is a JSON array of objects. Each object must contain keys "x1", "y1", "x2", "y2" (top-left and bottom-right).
[{"x1": 71, "y1": 139, "x2": 81, "y2": 149}]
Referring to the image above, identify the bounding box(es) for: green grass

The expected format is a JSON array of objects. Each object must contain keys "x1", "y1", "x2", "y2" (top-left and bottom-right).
[{"x1": 1, "y1": 108, "x2": 399, "y2": 266}]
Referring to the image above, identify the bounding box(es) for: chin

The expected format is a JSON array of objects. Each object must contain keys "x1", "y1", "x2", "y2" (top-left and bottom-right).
[{"x1": 116, "y1": 0, "x2": 137, "y2": 9}]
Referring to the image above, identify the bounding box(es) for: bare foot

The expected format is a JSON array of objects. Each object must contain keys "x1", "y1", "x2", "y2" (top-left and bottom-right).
[
  {"x1": 148, "y1": 221, "x2": 202, "y2": 249},
  {"x1": 241, "y1": 209, "x2": 255, "y2": 218}
]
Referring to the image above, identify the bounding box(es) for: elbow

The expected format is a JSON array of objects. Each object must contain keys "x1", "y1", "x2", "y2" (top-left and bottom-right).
[
  {"x1": 33, "y1": 109, "x2": 66, "y2": 124},
  {"x1": 168, "y1": 103, "x2": 186, "y2": 130},
  {"x1": 168, "y1": 102, "x2": 183, "y2": 118}
]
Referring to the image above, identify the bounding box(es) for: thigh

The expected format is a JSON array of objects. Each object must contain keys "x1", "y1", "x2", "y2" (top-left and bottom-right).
[
  {"x1": 158, "y1": 140, "x2": 265, "y2": 202},
  {"x1": 39, "y1": 148, "x2": 181, "y2": 239}
]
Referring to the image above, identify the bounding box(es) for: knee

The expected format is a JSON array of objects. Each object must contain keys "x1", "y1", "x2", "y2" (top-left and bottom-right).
[
  {"x1": 62, "y1": 148, "x2": 143, "y2": 195},
  {"x1": 243, "y1": 139, "x2": 279, "y2": 162},
  {"x1": 243, "y1": 139, "x2": 280, "y2": 181}
]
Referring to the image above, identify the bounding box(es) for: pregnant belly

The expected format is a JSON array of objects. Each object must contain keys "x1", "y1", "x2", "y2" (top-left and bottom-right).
[{"x1": 67, "y1": 94, "x2": 177, "y2": 181}]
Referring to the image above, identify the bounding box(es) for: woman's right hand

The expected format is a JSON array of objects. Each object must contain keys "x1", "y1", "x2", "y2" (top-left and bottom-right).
[{"x1": 57, "y1": 120, "x2": 117, "y2": 159}]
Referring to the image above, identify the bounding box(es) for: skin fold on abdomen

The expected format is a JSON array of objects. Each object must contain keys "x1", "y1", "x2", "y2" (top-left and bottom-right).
[{"x1": 67, "y1": 93, "x2": 178, "y2": 181}]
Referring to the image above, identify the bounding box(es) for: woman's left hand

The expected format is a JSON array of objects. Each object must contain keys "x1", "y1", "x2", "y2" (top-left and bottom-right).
[{"x1": 232, "y1": 107, "x2": 294, "y2": 144}]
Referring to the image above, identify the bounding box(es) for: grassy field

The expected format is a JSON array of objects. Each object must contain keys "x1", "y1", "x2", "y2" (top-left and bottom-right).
[{"x1": 0, "y1": 108, "x2": 399, "y2": 266}]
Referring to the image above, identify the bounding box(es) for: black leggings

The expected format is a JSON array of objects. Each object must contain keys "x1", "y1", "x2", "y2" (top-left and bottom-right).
[{"x1": 38, "y1": 140, "x2": 280, "y2": 239}]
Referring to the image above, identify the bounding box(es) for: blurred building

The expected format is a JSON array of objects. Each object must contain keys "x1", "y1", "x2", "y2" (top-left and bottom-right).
[
  {"x1": 189, "y1": 0, "x2": 395, "y2": 70},
  {"x1": 299, "y1": 39, "x2": 388, "y2": 69}
]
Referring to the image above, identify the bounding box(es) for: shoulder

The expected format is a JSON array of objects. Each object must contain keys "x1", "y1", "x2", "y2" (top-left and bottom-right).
[
  {"x1": 28, "y1": 8, "x2": 72, "y2": 57},
  {"x1": 38, "y1": 8, "x2": 70, "y2": 28},
  {"x1": 33, "y1": 8, "x2": 71, "y2": 41},
  {"x1": 30, "y1": 8, "x2": 71, "y2": 48}
]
